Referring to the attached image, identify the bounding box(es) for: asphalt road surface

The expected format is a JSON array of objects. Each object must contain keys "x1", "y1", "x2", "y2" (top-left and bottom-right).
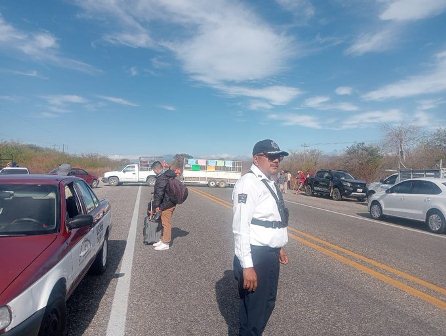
[{"x1": 66, "y1": 184, "x2": 446, "y2": 336}]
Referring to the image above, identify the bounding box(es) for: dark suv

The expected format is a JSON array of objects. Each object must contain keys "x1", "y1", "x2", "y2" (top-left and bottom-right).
[{"x1": 304, "y1": 169, "x2": 367, "y2": 202}]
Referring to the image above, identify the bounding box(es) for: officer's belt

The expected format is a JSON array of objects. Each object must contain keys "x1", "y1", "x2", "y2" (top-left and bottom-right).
[{"x1": 251, "y1": 218, "x2": 287, "y2": 229}]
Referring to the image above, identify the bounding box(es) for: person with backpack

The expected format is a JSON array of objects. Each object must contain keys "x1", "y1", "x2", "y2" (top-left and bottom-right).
[{"x1": 149, "y1": 161, "x2": 178, "y2": 251}]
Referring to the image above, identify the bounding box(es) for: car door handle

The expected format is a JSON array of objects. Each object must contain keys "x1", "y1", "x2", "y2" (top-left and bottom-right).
[{"x1": 425, "y1": 198, "x2": 431, "y2": 202}]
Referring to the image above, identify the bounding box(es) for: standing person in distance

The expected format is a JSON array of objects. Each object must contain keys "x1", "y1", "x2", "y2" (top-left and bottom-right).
[
  {"x1": 232, "y1": 139, "x2": 289, "y2": 336},
  {"x1": 149, "y1": 161, "x2": 177, "y2": 251}
]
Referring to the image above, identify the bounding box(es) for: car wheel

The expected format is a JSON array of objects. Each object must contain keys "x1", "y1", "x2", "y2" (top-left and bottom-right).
[
  {"x1": 146, "y1": 176, "x2": 156, "y2": 187},
  {"x1": 208, "y1": 180, "x2": 217, "y2": 188},
  {"x1": 426, "y1": 210, "x2": 446, "y2": 234},
  {"x1": 304, "y1": 185, "x2": 313, "y2": 196},
  {"x1": 370, "y1": 201, "x2": 383, "y2": 219},
  {"x1": 91, "y1": 179, "x2": 99, "y2": 188},
  {"x1": 108, "y1": 176, "x2": 119, "y2": 186},
  {"x1": 218, "y1": 181, "x2": 226, "y2": 188},
  {"x1": 89, "y1": 234, "x2": 108, "y2": 275},
  {"x1": 38, "y1": 293, "x2": 66, "y2": 336},
  {"x1": 332, "y1": 188, "x2": 342, "y2": 201}
]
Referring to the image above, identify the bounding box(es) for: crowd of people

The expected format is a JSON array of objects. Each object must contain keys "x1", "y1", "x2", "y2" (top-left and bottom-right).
[{"x1": 276, "y1": 169, "x2": 310, "y2": 194}]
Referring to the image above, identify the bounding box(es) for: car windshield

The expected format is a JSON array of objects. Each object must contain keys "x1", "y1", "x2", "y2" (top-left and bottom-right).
[
  {"x1": 333, "y1": 171, "x2": 355, "y2": 180},
  {"x1": 0, "y1": 184, "x2": 58, "y2": 236}
]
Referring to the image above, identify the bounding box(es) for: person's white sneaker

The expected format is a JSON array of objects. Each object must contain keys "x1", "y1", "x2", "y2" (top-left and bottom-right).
[
  {"x1": 154, "y1": 242, "x2": 170, "y2": 251},
  {"x1": 153, "y1": 240, "x2": 163, "y2": 247}
]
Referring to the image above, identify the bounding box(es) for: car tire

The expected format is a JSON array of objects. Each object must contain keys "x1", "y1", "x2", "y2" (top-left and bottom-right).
[
  {"x1": 332, "y1": 188, "x2": 342, "y2": 201},
  {"x1": 426, "y1": 210, "x2": 446, "y2": 234},
  {"x1": 38, "y1": 293, "x2": 66, "y2": 336},
  {"x1": 218, "y1": 181, "x2": 227, "y2": 188},
  {"x1": 208, "y1": 180, "x2": 217, "y2": 188},
  {"x1": 108, "y1": 176, "x2": 119, "y2": 186},
  {"x1": 89, "y1": 234, "x2": 108, "y2": 275},
  {"x1": 304, "y1": 185, "x2": 313, "y2": 196},
  {"x1": 146, "y1": 176, "x2": 156, "y2": 187},
  {"x1": 370, "y1": 201, "x2": 383, "y2": 219},
  {"x1": 91, "y1": 179, "x2": 99, "y2": 188}
]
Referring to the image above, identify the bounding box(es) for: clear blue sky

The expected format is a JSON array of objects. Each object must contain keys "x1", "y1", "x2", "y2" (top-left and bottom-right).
[{"x1": 1, "y1": 0, "x2": 445, "y2": 158}]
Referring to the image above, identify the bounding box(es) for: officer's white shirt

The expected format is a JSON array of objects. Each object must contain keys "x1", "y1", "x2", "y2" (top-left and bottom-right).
[{"x1": 232, "y1": 164, "x2": 288, "y2": 268}]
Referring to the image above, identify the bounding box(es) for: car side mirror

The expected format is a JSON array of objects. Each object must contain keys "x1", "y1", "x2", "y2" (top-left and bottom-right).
[
  {"x1": 385, "y1": 188, "x2": 392, "y2": 194},
  {"x1": 67, "y1": 214, "x2": 93, "y2": 230}
]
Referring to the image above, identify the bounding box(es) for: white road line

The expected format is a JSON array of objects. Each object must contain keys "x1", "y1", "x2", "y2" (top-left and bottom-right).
[
  {"x1": 285, "y1": 199, "x2": 446, "y2": 239},
  {"x1": 106, "y1": 186, "x2": 141, "y2": 336}
]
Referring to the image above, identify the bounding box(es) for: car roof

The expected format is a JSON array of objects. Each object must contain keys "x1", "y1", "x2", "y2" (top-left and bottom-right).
[
  {"x1": 0, "y1": 174, "x2": 81, "y2": 184},
  {"x1": 398, "y1": 177, "x2": 446, "y2": 183}
]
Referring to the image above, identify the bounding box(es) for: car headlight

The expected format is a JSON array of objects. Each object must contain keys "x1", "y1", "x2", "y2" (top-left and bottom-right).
[
  {"x1": 342, "y1": 181, "x2": 352, "y2": 187},
  {"x1": 0, "y1": 306, "x2": 12, "y2": 331}
]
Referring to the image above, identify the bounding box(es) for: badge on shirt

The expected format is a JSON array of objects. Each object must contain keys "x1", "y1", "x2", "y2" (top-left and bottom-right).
[{"x1": 238, "y1": 193, "x2": 248, "y2": 203}]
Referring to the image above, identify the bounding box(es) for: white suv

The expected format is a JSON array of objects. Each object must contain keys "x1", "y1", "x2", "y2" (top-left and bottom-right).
[{"x1": 368, "y1": 178, "x2": 446, "y2": 233}]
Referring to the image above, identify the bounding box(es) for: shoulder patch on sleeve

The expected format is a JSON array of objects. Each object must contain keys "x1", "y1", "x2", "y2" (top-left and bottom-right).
[{"x1": 238, "y1": 193, "x2": 248, "y2": 204}]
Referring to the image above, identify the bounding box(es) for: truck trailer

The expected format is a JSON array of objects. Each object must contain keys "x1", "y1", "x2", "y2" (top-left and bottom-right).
[{"x1": 182, "y1": 158, "x2": 242, "y2": 187}]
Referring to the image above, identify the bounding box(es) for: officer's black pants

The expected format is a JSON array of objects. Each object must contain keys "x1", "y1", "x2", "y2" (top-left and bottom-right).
[{"x1": 233, "y1": 245, "x2": 281, "y2": 336}]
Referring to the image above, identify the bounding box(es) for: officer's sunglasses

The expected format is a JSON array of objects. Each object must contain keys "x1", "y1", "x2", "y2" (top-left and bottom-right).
[{"x1": 257, "y1": 153, "x2": 284, "y2": 162}]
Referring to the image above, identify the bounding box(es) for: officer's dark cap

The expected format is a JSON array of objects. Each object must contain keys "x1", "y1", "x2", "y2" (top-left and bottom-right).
[{"x1": 252, "y1": 139, "x2": 289, "y2": 156}]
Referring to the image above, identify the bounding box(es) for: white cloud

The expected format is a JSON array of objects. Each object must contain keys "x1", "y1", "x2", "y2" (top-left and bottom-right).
[
  {"x1": 275, "y1": 0, "x2": 315, "y2": 21},
  {"x1": 43, "y1": 95, "x2": 88, "y2": 106},
  {"x1": 340, "y1": 109, "x2": 403, "y2": 129},
  {"x1": 346, "y1": 27, "x2": 399, "y2": 56},
  {"x1": 417, "y1": 98, "x2": 444, "y2": 111},
  {"x1": 268, "y1": 113, "x2": 322, "y2": 129},
  {"x1": 221, "y1": 85, "x2": 301, "y2": 106},
  {"x1": 335, "y1": 86, "x2": 353, "y2": 95},
  {"x1": 304, "y1": 95, "x2": 358, "y2": 111},
  {"x1": 380, "y1": 0, "x2": 446, "y2": 21},
  {"x1": 159, "y1": 105, "x2": 176, "y2": 111},
  {"x1": 0, "y1": 15, "x2": 99, "y2": 74},
  {"x1": 248, "y1": 100, "x2": 274, "y2": 110},
  {"x1": 39, "y1": 95, "x2": 89, "y2": 116},
  {"x1": 304, "y1": 96, "x2": 330, "y2": 107},
  {"x1": 128, "y1": 67, "x2": 138, "y2": 76},
  {"x1": 98, "y1": 95, "x2": 139, "y2": 106},
  {"x1": 412, "y1": 110, "x2": 432, "y2": 127},
  {"x1": 74, "y1": 1, "x2": 295, "y2": 84},
  {"x1": 363, "y1": 50, "x2": 446, "y2": 100}
]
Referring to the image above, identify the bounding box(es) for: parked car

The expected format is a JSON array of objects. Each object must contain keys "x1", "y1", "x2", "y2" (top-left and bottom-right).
[
  {"x1": 0, "y1": 167, "x2": 29, "y2": 175},
  {"x1": 367, "y1": 173, "x2": 398, "y2": 198},
  {"x1": 368, "y1": 178, "x2": 446, "y2": 234},
  {"x1": 304, "y1": 169, "x2": 367, "y2": 202},
  {"x1": 0, "y1": 174, "x2": 111, "y2": 335},
  {"x1": 50, "y1": 167, "x2": 99, "y2": 188}
]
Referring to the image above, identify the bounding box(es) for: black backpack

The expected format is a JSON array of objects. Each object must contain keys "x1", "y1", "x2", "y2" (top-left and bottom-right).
[{"x1": 167, "y1": 178, "x2": 188, "y2": 204}]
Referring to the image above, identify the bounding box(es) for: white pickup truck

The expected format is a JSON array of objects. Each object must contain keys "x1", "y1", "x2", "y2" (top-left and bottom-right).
[{"x1": 102, "y1": 163, "x2": 157, "y2": 186}]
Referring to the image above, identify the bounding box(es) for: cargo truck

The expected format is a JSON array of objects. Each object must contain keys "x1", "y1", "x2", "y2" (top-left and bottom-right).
[{"x1": 182, "y1": 158, "x2": 242, "y2": 187}]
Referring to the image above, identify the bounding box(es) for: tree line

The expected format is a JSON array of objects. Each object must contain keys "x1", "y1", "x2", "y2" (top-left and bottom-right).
[{"x1": 2, "y1": 126, "x2": 445, "y2": 183}]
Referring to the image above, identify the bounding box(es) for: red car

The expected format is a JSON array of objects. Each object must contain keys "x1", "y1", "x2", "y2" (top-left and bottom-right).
[
  {"x1": 49, "y1": 167, "x2": 99, "y2": 188},
  {"x1": 0, "y1": 175, "x2": 111, "y2": 335}
]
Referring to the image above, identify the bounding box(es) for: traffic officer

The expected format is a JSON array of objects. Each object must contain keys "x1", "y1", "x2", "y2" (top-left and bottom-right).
[{"x1": 232, "y1": 139, "x2": 289, "y2": 335}]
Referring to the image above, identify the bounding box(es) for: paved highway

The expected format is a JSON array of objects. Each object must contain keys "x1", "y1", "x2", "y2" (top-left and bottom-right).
[{"x1": 66, "y1": 184, "x2": 446, "y2": 336}]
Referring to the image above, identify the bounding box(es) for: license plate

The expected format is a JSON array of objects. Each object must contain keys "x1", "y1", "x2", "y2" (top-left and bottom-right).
[{"x1": 357, "y1": 188, "x2": 362, "y2": 192}]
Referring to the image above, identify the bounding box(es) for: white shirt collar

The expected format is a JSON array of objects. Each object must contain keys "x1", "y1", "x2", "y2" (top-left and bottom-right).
[{"x1": 250, "y1": 164, "x2": 274, "y2": 182}]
